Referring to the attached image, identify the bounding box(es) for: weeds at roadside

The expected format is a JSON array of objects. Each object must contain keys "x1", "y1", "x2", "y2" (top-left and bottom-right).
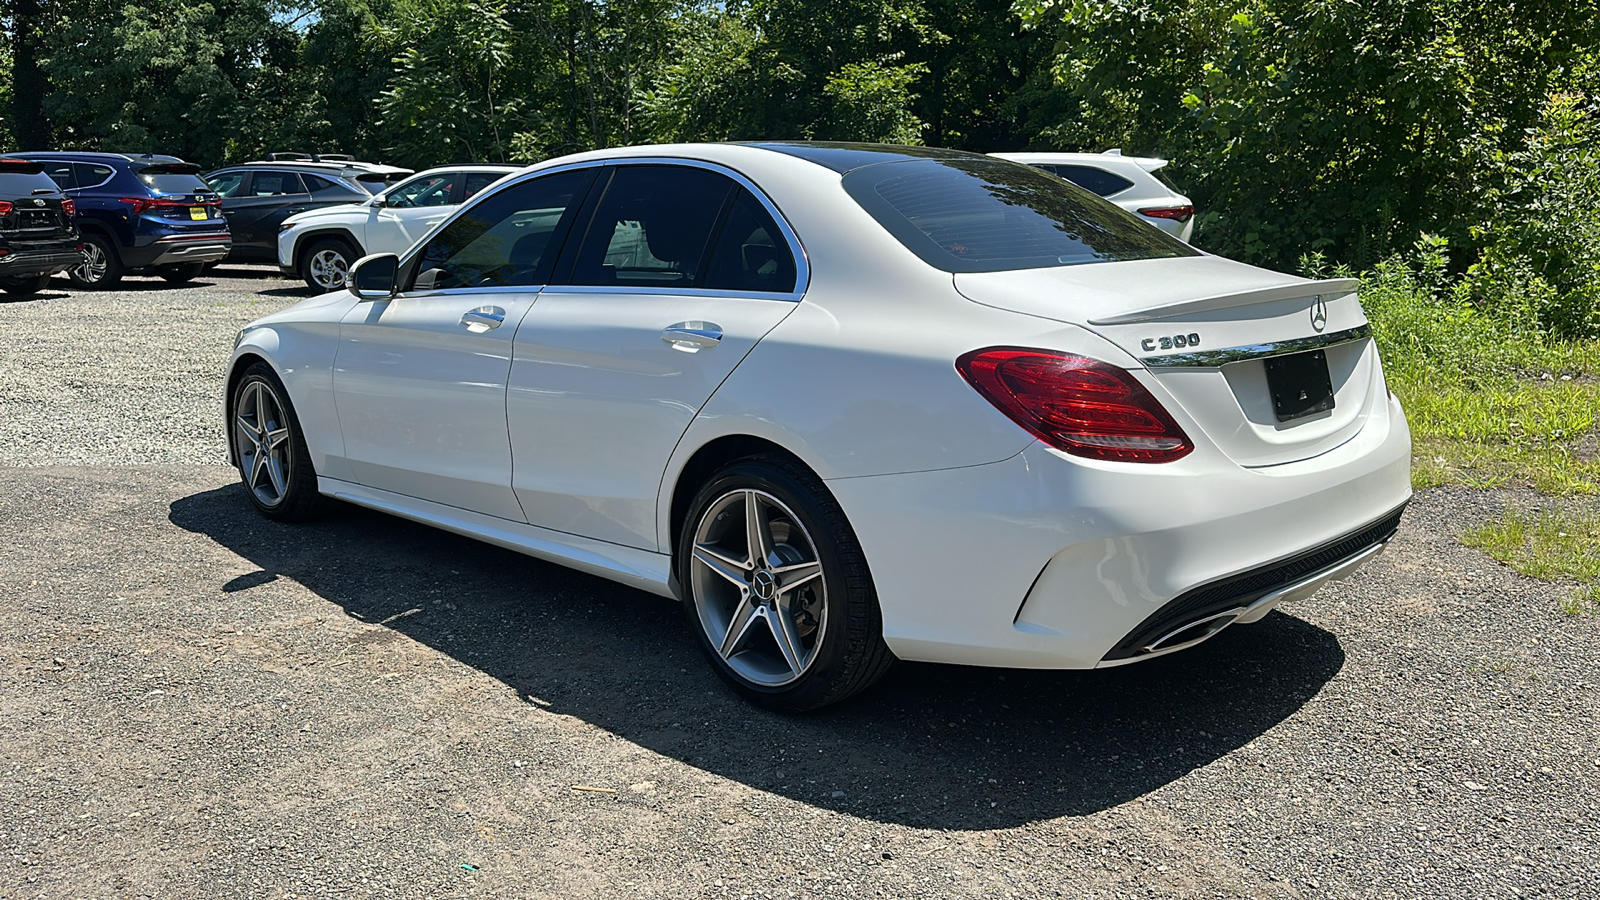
[{"x1": 1461, "y1": 509, "x2": 1600, "y2": 611}]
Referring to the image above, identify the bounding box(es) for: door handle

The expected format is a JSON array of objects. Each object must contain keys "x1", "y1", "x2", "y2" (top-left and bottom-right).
[
  {"x1": 662, "y1": 321, "x2": 722, "y2": 352},
  {"x1": 461, "y1": 306, "x2": 506, "y2": 332}
]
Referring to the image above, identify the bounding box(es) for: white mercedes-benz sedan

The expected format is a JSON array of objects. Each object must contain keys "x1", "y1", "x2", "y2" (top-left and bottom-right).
[{"x1": 226, "y1": 142, "x2": 1411, "y2": 710}]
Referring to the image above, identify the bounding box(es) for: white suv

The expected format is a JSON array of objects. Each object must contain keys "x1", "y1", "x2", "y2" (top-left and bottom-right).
[
  {"x1": 989, "y1": 151, "x2": 1195, "y2": 242},
  {"x1": 277, "y1": 165, "x2": 517, "y2": 290}
]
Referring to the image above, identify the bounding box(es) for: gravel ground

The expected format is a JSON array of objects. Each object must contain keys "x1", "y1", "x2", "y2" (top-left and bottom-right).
[{"x1": 1, "y1": 272, "x2": 1597, "y2": 898}]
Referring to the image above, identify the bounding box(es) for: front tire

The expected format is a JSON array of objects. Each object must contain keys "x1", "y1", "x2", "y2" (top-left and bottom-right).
[
  {"x1": 157, "y1": 263, "x2": 205, "y2": 284},
  {"x1": 678, "y1": 454, "x2": 893, "y2": 711},
  {"x1": 300, "y1": 238, "x2": 357, "y2": 292},
  {"x1": 69, "y1": 234, "x2": 124, "y2": 290},
  {"x1": 0, "y1": 274, "x2": 54, "y2": 295},
  {"x1": 231, "y1": 362, "x2": 325, "y2": 522}
]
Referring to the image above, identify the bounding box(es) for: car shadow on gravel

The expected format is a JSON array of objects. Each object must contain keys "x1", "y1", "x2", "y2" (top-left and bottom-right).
[{"x1": 171, "y1": 485, "x2": 1345, "y2": 830}]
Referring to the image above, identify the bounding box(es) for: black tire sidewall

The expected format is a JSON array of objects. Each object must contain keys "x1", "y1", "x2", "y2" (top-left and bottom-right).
[
  {"x1": 678, "y1": 457, "x2": 875, "y2": 711},
  {"x1": 302, "y1": 239, "x2": 356, "y2": 292},
  {"x1": 232, "y1": 362, "x2": 322, "y2": 521},
  {"x1": 0, "y1": 274, "x2": 53, "y2": 294},
  {"x1": 159, "y1": 263, "x2": 205, "y2": 283}
]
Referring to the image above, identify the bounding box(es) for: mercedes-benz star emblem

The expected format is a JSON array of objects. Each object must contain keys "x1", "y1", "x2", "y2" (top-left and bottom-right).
[{"x1": 1310, "y1": 295, "x2": 1329, "y2": 332}]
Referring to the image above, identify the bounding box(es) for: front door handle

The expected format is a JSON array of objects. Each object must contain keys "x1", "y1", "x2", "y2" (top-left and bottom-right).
[
  {"x1": 662, "y1": 321, "x2": 722, "y2": 352},
  {"x1": 461, "y1": 306, "x2": 506, "y2": 332}
]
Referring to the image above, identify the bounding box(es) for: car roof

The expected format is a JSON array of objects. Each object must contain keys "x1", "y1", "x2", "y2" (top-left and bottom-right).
[
  {"x1": 989, "y1": 151, "x2": 1169, "y2": 173},
  {"x1": 7, "y1": 151, "x2": 188, "y2": 165},
  {"x1": 737, "y1": 141, "x2": 989, "y2": 173},
  {"x1": 212, "y1": 160, "x2": 414, "y2": 176}
]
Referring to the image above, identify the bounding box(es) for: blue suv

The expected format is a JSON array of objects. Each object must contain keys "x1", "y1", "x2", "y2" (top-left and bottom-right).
[{"x1": 12, "y1": 151, "x2": 231, "y2": 289}]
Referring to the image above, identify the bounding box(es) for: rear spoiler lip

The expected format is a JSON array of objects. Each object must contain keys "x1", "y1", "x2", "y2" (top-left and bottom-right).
[{"x1": 1087, "y1": 277, "x2": 1360, "y2": 326}]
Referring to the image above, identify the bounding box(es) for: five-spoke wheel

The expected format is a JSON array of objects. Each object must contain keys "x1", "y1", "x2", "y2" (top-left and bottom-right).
[
  {"x1": 680, "y1": 455, "x2": 893, "y2": 710},
  {"x1": 231, "y1": 362, "x2": 324, "y2": 521}
]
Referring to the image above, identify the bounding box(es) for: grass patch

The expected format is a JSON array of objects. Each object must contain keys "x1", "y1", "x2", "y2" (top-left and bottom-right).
[{"x1": 1461, "y1": 509, "x2": 1600, "y2": 611}]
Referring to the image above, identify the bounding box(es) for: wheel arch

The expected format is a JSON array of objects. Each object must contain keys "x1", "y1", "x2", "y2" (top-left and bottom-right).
[
  {"x1": 294, "y1": 228, "x2": 364, "y2": 272},
  {"x1": 224, "y1": 351, "x2": 277, "y2": 467}
]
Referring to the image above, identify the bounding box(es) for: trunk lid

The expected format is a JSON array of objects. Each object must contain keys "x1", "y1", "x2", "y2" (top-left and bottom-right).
[{"x1": 954, "y1": 256, "x2": 1380, "y2": 467}]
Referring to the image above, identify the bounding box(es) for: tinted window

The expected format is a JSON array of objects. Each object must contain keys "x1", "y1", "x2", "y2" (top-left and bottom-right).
[
  {"x1": 568, "y1": 165, "x2": 735, "y2": 287},
  {"x1": 702, "y1": 189, "x2": 797, "y2": 293},
  {"x1": 462, "y1": 172, "x2": 501, "y2": 200},
  {"x1": 842, "y1": 158, "x2": 1197, "y2": 273},
  {"x1": 0, "y1": 166, "x2": 60, "y2": 197},
  {"x1": 1046, "y1": 164, "x2": 1135, "y2": 197},
  {"x1": 138, "y1": 164, "x2": 211, "y2": 194},
  {"x1": 250, "y1": 171, "x2": 305, "y2": 196},
  {"x1": 74, "y1": 163, "x2": 114, "y2": 188},
  {"x1": 386, "y1": 174, "x2": 455, "y2": 208},
  {"x1": 414, "y1": 168, "x2": 597, "y2": 290},
  {"x1": 207, "y1": 171, "x2": 246, "y2": 198},
  {"x1": 302, "y1": 173, "x2": 360, "y2": 197},
  {"x1": 37, "y1": 161, "x2": 75, "y2": 190}
]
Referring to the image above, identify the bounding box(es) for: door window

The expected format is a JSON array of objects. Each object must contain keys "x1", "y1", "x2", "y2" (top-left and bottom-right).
[
  {"x1": 38, "y1": 161, "x2": 76, "y2": 190},
  {"x1": 73, "y1": 164, "x2": 115, "y2": 189},
  {"x1": 206, "y1": 171, "x2": 246, "y2": 198},
  {"x1": 302, "y1": 173, "x2": 362, "y2": 198},
  {"x1": 462, "y1": 172, "x2": 501, "y2": 201},
  {"x1": 702, "y1": 189, "x2": 797, "y2": 293},
  {"x1": 386, "y1": 174, "x2": 456, "y2": 209},
  {"x1": 412, "y1": 167, "x2": 598, "y2": 290},
  {"x1": 251, "y1": 171, "x2": 306, "y2": 196},
  {"x1": 567, "y1": 165, "x2": 736, "y2": 288}
]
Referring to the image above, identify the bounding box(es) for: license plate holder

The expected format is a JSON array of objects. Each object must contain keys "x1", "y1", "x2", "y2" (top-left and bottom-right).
[
  {"x1": 1264, "y1": 349, "x2": 1335, "y2": 422},
  {"x1": 189, "y1": 207, "x2": 207, "y2": 221}
]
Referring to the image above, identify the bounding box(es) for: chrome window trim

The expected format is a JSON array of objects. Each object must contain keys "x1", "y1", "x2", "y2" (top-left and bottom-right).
[
  {"x1": 1139, "y1": 323, "x2": 1372, "y2": 368},
  {"x1": 398, "y1": 156, "x2": 811, "y2": 301}
]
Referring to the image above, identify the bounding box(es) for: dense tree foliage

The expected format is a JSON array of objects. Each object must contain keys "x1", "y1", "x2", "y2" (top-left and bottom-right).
[{"x1": 0, "y1": 0, "x2": 1596, "y2": 287}]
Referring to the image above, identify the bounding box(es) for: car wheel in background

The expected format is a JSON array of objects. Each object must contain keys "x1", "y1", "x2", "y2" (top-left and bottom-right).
[
  {"x1": 69, "y1": 234, "x2": 124, "y2": 290},
  {"x1": 678, "y1": 454, "x2": 894, "y2": 711},
  {"x1": 231, "y1": 362, "x2": 325, "y2": 522},
  {"x1": 0, "y1": 274, "x2": 55, "y2": 296},
  {"x1": 301, "y1": 238, "x2": 357, "y2": 292},
  {"x1": 157, "y1": 263, "x2": 206, "y2": 284}
]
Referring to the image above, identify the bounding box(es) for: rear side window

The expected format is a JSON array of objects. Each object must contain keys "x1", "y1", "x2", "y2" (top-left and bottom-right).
[
  {"x1": 702, "y1": 189, "x2": 797, "y2": 293},
  {"x1": 463, "y1": 172, "x2": 501, "y2": 200},
  {"x1": 842, "y1": 158, "x2": 1197, "y2": 273},
  {"x1": 37, "y1": 161, "x2": 76, "y2": 190},
  {"x1": 74, "y1": 163, "x2": 115, "y2": 189},
  {"x1": 303, "y1": 173, "x2": 361, "y2": 197},
  {"x1": 250, "y1": 171, "x2": 306, "y2": 196},
  {"x1": 1044, "y1": 164, "x2": 1135, "y2": 197},
  {"x1": 414, "y1": 167, "x2": 597, "y2": 289},
  {"x1": 568, "y1": 165, "x2": 736, "y2": 288}
]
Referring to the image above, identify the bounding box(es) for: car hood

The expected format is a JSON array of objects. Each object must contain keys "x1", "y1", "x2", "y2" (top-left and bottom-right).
[{"x1": 283, "y1": 203, "x2": 367, "y2": 227}]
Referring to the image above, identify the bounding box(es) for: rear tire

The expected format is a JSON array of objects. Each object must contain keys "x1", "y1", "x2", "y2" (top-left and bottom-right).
[
  {"x1": 678, "y1": 454, "x2": 893, "y2": 711},
  {"x1": 68, "y1": 233, "x2": 123, "y2": 290},
  {"x1": 0, "y1": 274, "x2": 54, "y2": 295},
  {"x1": 157, "y1": 263, "x2": 205, "y2": 284},
  {"x1": 301, "y1": 238, "x2": 357, "y2": 292},
  {"x1": 231, "y1": 362, "x2": 325, "y2": 522}
]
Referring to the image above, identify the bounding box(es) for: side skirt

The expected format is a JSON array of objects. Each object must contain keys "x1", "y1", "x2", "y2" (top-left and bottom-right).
[{"x1": 318, "y1": 477, "x2": 676, "y2": 599}]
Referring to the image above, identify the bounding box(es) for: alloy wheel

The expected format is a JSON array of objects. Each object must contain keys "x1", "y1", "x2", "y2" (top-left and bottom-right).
[
  {"x1": 690, "y1": 489, "x2": 828, "y2": 687},
  {"x1": 308, "y1": 249, "x2": 349, "y2": 289},
  {"x1": 74, "y1": 242, "x2": 107, "y2": 284},
  {"x1": 234, "y1": 380, "x2": 293, "y2": 508}
]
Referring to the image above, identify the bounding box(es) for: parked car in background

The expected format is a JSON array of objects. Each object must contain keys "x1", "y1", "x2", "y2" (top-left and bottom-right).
[
  {"x1": 13, "y1": 151, "x2": 229, "y2": 289},
  {"x1": 204, "y1": 155, "x2": 414, "y2": 266},
  {"x1": 989, "y1": 150, "x2": 1196, "y2": 241},
  {"x1": 277, "y1": 164, "x2": 516, "y2": 291},
  {"x1": 226, "y1": 142, "x2": 1409, "y2": 711},
  {"x1": 0, "y1": 158, "x2": 83, "y2": 296}
]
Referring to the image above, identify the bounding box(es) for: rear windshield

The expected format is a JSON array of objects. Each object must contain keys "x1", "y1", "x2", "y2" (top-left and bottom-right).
[
  {"x1": 138, "y1": 164, "x2": 211, "y2": 194},
  {"x1": 841, "y1": 158, "x2": 1197, "y2": 273},
  {"x1": 0, "y1": 171, "x2": 60, "y2": 195}
]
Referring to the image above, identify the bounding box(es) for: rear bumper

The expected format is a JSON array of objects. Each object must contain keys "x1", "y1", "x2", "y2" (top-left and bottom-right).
[
  {"x1": 148, "y1": 235, "x2": 231, "y2": 266},
  {"x1": 0, "y1": 246, "x2": 85, "y2": 277},
  {"x1": 827, "y1": 393, "x2": 1413, "y2": 669}
]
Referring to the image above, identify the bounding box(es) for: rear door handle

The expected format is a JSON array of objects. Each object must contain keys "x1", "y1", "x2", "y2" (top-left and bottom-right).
[
  {"x1": 461, "y1": 306, "x2": 506, "y2": 332},
  {"x1": 662, "y1": 321, "x2": 722, "y2": 351}
]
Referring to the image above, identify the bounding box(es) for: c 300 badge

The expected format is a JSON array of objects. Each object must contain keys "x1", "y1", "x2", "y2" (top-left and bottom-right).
[{"x1": 1141, "y1": 332, "x2": 1201, "y2": 351}]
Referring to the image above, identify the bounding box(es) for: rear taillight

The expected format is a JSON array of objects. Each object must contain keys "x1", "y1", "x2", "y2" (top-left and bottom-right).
[
  {"x1": 956, "y1": 348, "x2": 1193, "y2": 463},
  {"x1": 0, "y1": 200, "x2": 12, "y2": 216},
  {"x1": 1138, "y1": 205, "x2": 1194, "y2": 223},
  {"x1": 120, "y1": 196, "x2": 189, "y2": 214},
  {"x1": 61, "y1": 198, "x2": 76, "y2": 217}
]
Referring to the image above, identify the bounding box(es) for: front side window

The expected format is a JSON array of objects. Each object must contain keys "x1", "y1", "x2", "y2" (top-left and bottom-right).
[
  {"x1": 567, "y1": 165, "x2": 736, "y2": 288},
  {"x1": 386, "y1": 174, "x2": 456, "y2": 209},
  {"x1": 842, "y1": 158, "x2": 1197, "y2": 273},
  {"x1": 207, "y1": 171, "x2": 246, "y2": 198},
  {"x1": 412, "y1": 167, "x2": 597, "y2": 290}
]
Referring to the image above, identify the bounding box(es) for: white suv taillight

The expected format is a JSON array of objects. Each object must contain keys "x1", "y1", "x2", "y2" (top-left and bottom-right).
[{"x1": 956, "y1": 348, "x2": 1193, "y2": 463}]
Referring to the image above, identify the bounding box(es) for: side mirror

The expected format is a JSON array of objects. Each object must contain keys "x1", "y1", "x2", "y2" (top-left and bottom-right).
[{"x1": 348, "y1": 253, "x2": 399, "y2": 301}]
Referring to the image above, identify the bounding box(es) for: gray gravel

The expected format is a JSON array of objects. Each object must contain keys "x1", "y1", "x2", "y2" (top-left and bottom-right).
[{"x1": 1, "y1": 273, "x2": 1596, "y2": 898}]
